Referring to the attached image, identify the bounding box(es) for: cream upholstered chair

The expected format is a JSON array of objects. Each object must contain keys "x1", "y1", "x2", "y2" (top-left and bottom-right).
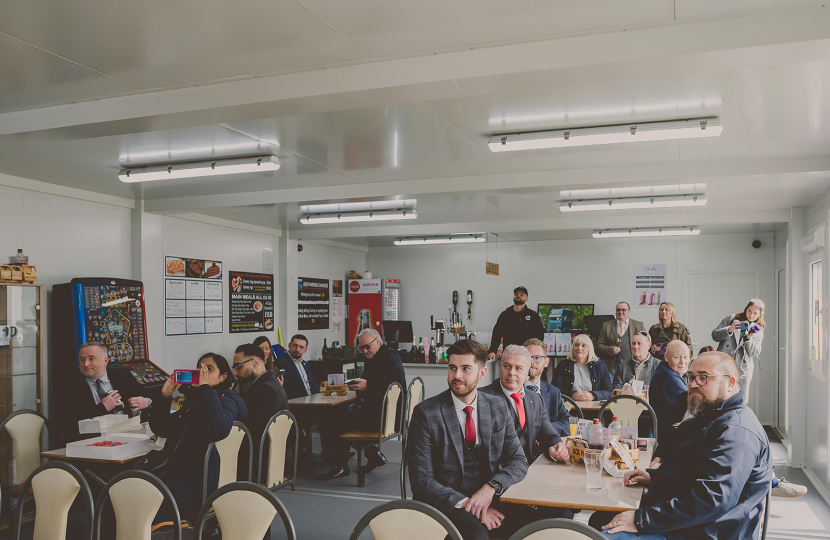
[
  {"x1": 339, "y1": 382, "x2": 403, "y2": 487},
  {"x1": 507, "y1": 518, "x2": 606, "y2": 540},
  {"x1": 257, "y1": 411, "x2": 298, "y2": 492},
  {"x1": 0, "y1": 410, "x2": 49, "y2": 488},
  {"x1": 597, "y1": 395, "x2": 658, "y2": 440},
  {"x1": 202, "y1": 421, "x2": 253, "y2": 503},
  {"x1": 194, "y1": 481, "x2": 295, "y2": 540},
  {"x1": 12, "y1": 461, "x2": 94, "y2": 540},
  {"x1": 349, "y1": 499, "x2": 462, "y2": 540},
  {"x1": 402, "y1": 377, "x2": 424, "y2": 434},
  {"x1": 93, "y1": 470, "x2": 181, "y2": 540},
  {"x1": 560, "y1": 395, "x2": 584, "y2": 419}
]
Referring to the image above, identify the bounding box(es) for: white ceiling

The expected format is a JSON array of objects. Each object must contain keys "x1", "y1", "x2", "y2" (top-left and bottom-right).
[{"x1": 1, "y1": 0, "x2": 829, "y2": 243}]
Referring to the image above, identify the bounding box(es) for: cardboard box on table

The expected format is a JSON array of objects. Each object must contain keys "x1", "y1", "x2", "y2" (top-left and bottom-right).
[{"x1": 66, "y1": 433, "x2": 151, "y2": 460}]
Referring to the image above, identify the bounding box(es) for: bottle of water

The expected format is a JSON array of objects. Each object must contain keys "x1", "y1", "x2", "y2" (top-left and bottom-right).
[
  {"x1": 589, "y1": 419, "x2": 604, "y2": 450},
  {"x1": 608, "y1": 416, "x2": 622, "y2": 442}
]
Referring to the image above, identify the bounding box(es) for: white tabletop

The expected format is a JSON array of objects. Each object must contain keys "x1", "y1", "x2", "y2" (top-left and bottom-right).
[{"x1": 288, "y1": 391, "x2": 357, "y2": 407}]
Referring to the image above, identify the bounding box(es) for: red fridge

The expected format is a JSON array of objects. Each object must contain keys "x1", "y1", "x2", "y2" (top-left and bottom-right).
[{"x1": 347, "y1": 278, "x2": 400, "y2": 347}]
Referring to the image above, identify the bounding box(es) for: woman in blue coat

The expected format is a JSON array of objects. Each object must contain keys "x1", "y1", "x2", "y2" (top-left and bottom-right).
[
  {"x1": 552, "y1": 334, "x2": 613, "y2": 401},
  {"x1": 149, "y1": 352, "x2": 247, "y2": 523}
]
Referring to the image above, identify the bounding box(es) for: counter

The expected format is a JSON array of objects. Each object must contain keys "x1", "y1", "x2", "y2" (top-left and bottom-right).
[{"x1": 403, "y1": 359, "x2": 498, "y2": 399}]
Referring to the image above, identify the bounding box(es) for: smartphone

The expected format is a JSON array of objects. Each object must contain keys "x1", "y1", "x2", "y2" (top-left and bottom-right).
[
  {"x1": 278, "y1": 368, "x2": 286, "y2": 377},
  {"x1": 739, "y1": 321, "x2": 750, "y2": 332},
  {"x1": 173, "y1": 369, "x2": 200, "y2": 385}
]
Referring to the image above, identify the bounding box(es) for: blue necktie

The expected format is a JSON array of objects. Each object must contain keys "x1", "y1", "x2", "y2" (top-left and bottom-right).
[{"x1": 527, "y1": 384, "x2": 540, "y2": 394}]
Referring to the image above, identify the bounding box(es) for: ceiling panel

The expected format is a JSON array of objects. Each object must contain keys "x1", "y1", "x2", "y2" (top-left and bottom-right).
[
  {"x1": 0, "y1": 0, "x2": 368, "y2": 110},
  {"x1": 675, "y1": 0, "x2": 822, "y2": 20}
]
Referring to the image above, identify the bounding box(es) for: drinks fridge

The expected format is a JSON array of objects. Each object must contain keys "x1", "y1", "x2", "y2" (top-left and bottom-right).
[{"x1": 346, "y1": 278, "x2": 401, "y2": 347}]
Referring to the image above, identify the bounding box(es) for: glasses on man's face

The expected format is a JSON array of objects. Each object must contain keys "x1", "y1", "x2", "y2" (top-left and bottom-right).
[
  {"x1": 232, "y1": 358, "x2": 253, "y2": 371},
  {"x1": 682, "y1": 373, "x2": 730, "y2": 386},
  {"x1": 357, "y1": 336, "x2": 378, "y2": 352},
  {"x1": 616, "y1": 308, "x2": 630, "y2": 312},
  {"x1": 530, "y1": 355, "x2": 547, "y2": 364}
]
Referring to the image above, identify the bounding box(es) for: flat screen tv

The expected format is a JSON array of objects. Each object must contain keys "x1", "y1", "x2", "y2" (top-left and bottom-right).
[{"x1": 537, "y1": 304, "x2": 595, "y2": 334}]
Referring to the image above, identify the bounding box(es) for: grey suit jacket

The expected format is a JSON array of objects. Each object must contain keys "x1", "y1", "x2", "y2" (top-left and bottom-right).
[
  {"x1": 612, "y1": 354, "x2": 661, "y2": 389},
  {"x1": 596, "y1": 318, "x2": 646, "y2": 362},
  {"x1": 479, "y1": 380, "x2": 562, "y2": 462},
  {"x1": 407, "y1": 389, "x2": 528, "y2": 514}
]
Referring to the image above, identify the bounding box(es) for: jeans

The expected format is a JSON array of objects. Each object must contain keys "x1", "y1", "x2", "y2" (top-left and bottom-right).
[{"x1": 602, "y1": 532, "x2": 666, "y2": 539}]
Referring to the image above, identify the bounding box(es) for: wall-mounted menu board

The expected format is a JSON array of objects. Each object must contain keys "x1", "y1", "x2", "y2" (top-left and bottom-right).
[
  {"x1": 165, "y1": 255, "x2": 223, "y2": 336},
  {"x1": 229, "y1": 271, "x2": 274, "y2": 333},
  {"x1": 298, "y1": 277, "x2": 329, "y2": 330}
]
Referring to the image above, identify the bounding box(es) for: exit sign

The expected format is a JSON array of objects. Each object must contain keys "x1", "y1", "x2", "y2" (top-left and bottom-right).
[{"x1": 485, "y1": 262, "x2": 499, "y2": 275}]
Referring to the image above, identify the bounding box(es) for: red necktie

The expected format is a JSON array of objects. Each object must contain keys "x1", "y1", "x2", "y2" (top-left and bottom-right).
[
  {"x1": 463, "y1": 406, "x2": 476, "y2": 446},
  {"x1": 511, "y1": 393, "x2": 526, "y2": 430}
]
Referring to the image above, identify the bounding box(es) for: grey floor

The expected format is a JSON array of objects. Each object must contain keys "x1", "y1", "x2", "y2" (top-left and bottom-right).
[{"x1": 6, "y1": 432, "x2": 830, "y2": 539}]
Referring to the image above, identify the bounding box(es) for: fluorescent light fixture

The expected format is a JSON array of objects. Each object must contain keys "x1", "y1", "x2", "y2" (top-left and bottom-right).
[
  {"x1": 299, "y1": 208, "x2": 417, "y2": 225},
  {"x1": 488, "y1": 100, "x2": 722, "y2": 126},
  {"x1": 489, "y1": 118, "x2": 721, "y2": 152},
  {"x1": 300, "y1": 199, "x2": 417, "y2": 213},
  {"x1": 592, "y1": 226, "x2": 700, "y2": 238},
  {"x1": 394, "y1": 235, "x2": 486, "y2": 246},
  {"x1": 561, "y1": 194, "x2": 706, "y2": 212},
  {"x1": 118, "y1": 156, "x2": 280, "y2": 183},
  {"x1": 559, "y1": 183, "x2": 707, "y2": 199}
]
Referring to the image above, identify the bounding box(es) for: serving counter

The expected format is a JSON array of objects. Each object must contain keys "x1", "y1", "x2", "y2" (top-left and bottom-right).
[{"x1": 402, "y1": 358, "x2": 498, "y2": 399}]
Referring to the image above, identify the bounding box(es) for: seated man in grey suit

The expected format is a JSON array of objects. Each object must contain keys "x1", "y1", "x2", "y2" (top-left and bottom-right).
[{"x1": 407, "y1": 339, "x2": 528, "y2": 540}]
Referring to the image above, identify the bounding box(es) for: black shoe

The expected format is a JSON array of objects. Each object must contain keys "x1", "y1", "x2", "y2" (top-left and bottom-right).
[
  {"x1": 363, "y1": 452, "x2": 387, "y2": 474},
  {"x1": 319, "y1": 465, "x2": 350, "y2": 480}
]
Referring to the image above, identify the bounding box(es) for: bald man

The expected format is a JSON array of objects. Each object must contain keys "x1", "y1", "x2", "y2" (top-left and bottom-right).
[
  {"x1": 648, "y1": 340, "x2": 690, "y2": 436},
  {"x1": 596, "y1": 352, "x2": 773, "y2": 539}
]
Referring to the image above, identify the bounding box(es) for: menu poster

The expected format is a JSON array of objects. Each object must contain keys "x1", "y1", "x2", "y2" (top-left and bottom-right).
[
  {"x1": 634, "y1": 264, "x2": 667, "y2": 307},
  {"x1": 298, "y1": 277, "x2": 330, "y2": 330},
  {"x1": 229, "y1": 271, "x2": 274, "y2": 333},
  {"x1": 165, "y1": 255, "x2": 224, "y2": 336}
]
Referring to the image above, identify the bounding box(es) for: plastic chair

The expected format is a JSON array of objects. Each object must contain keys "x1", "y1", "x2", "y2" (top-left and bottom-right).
[
  {"x1": 402, "y1": 377, "x2": 425, "y2": 434},
  {"x1": 202, "y1": 421, "x2": 253, "y2": 503},
  {"x1": 349, "y1": 499, "x2": 462, "y2": 540},
  {"x1": 507, "y1": 518, "x2": 606, "y2": 540},
  {"x1": 1, "y1": 409, "x2": 50, "y2": 518},
  {"x1": 597, "y1": 395, "x2": 658, "y2": 440},
  {"x1": 194, "y1": 481, "x2": 296, "y2": 540},
  {"x1": 12, "y1": 461, "x2": 94, "y2": 540},
  {"x1": 339, "y1": 382, "x2": 403, "y2": 487},
  {"x1": 93, "y1": 470, "x2": 181, "y2": 540},
  {"x1": 560, "y1": 396, "x2": 584, "y2": 419},
  {"x1": 257, "y1": 411, "x2": 298, "y2": 492}
]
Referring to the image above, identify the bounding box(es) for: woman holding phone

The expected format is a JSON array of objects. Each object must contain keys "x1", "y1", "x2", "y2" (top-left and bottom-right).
[
  {"x1": 711, "y1": 299, "x2": 765, "y2": 403},
  {"x1": 149, "y1": 353, "x2": 247, "y2": 523},
  {"x1": 648, "y1": 302, "x2": 692, "y2": 360}
]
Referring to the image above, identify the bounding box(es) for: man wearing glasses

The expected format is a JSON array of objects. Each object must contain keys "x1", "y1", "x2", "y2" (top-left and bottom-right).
[
  {"x1": 522, "y1": 338, "x2": 571, "y2": 436},
  {"x1": 596, "y1": 351, "x2": 773, "y2": 539},
  {"x1": 320, "y1": 328, "x2": 406, "y2": 479},
  {"x1": 232, "y1": 343, "x2": 288, "y2": 480},
  {"x1": 597, "y1": 302, "x2": 645, "y2": 377}
]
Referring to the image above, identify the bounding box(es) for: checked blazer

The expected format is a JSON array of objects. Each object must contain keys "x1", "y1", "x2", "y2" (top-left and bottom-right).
[{"x1": 406, "y1": 389, "x2": 528, "y2": 514}]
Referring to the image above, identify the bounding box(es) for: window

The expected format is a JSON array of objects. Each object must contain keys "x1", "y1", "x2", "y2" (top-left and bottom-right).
[{"x1": 810, "y1": 259, "x2": 823, "y2": 377}]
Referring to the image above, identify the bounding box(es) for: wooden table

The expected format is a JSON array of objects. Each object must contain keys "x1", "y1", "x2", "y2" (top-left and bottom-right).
[
  {"x1": 287, "y1": 391, "x2": 357, "y2": 408},
  {"x1": 575, "y1": 400, "x2": 603, "y2": 412},
  {"x1": 501, "y1": 439, "x2": 655, "y2": 513}
]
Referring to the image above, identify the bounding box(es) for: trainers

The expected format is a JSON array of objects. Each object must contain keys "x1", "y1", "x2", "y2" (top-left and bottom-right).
[{"x1": 772, "y1": 477, "x2": 808, "y2": 498}]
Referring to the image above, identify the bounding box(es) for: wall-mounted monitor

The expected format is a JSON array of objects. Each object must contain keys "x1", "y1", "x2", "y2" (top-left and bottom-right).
[{"x1": 537, "y1": 304, "x2": 595, "y2": 334}]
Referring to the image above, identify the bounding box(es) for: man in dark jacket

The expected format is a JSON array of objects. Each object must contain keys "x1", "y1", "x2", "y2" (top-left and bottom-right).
[
  {"x1": 523, "y1": 338, "x2": 575, "y2": 435},
  {"x1": 275, "y1": 334, "x2": 320, "y2": 399},
  {"x1": 649, "y1": 340, "x2": 689, "y2": 436},
  {"x1": 319, "y1": 328, "x2": 406, "y2": 479},
  {"x1": 598, "y1": 352, "x2": 773, "y2": 540},
  {"x1": 487, "y1": 286, "x2": 544, "y2": 360},
  {"x1": 232, "y1": 343, "x2": 288, "y2": 481}
]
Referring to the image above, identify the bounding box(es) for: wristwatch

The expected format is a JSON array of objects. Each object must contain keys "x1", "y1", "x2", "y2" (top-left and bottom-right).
[
  {"x1": 146, "y1": 398, "x2": 153, "y2": 408},
  {"x1": 487, "y1": 479, "x2": 503, "y2": 496}
]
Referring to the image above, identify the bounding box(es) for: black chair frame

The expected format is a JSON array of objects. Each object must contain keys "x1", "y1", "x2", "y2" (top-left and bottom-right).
[
  {"x1": 12, "y1": 461, "x2": 94, "y2": 540},
  {"x1": 349, "y1": 499, "x2": 462, "y2": 540},
  {"x1": 0, "y1": 409, "x2": 51, "y2": 519},
  {"x1": 194, "y1": 481, "x2": 296, "y2": 540},
  {"x1": 341, "y1": 381, "x2": 403, "y2": 487},
  {"x1": 257, "y1": 410, "x2": 299, "y2": 492},
  {"x1": 507, "y1": 518, "x2": 606, "y2": 540},
  {"x1": 401, "y1": 376, "x2": 425, "y2": 434},
  {"x1": 597, "y1": 394, "x2": 659, "y2": 441},
  {"x1": 761, "y1": 485, "x2": 771, "y2": 540},
  {"x1": 93, "y1": 470, "x2": 181, "y2": 540},
  {"x1": 201, "y1": 420, "x2": 253, "y2": 504},
  {"x1": 400, "y1": 431, "x2": 408, "y2": 499},
  {"x1": 561, "y1": 395, "x2": 585, "y2": 419}
]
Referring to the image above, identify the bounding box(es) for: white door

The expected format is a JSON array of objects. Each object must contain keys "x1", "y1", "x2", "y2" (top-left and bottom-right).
[{"x1": 686, "y1": 271, "x2": 758, "y2": 407}]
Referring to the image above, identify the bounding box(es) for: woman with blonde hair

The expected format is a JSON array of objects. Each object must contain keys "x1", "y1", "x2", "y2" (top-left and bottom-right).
[
  {"x1": 648, "y1": 302, "x2": 693, "y2": 360},
  {"x1": 552, "y1": 334, "x2": 613, "y2": 401},
  {"x1": 711, "y1": 299, "x2": 765, "y2": 402}
]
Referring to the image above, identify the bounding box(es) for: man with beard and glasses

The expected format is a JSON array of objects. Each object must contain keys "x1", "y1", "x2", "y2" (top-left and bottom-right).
[
  {"x1": 594, "y1": 352, "x2": 773, "y2": 539},
  {"x1": 408, "y1": 340, "x2": 528, "y2": 540},
  {"x1": 487, "y1": 286, "x2": 544, "y2": 361}
]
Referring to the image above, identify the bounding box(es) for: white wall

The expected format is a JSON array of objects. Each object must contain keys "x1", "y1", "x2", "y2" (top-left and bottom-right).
[
  {"x1": 285, "y1": 239, "x2": 367, "y2": 360},
  {"x1": 369, "y1": 232, "x2": 778, "y2": 423}
]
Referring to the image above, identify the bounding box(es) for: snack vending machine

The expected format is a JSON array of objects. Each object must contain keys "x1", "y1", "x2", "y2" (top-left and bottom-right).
[
  {"x1": 51, "y1": 278, "x2": 167, "y2": 424},
  {"x1": 346, "y1": 278, "x2": 401, "y2": 346}
]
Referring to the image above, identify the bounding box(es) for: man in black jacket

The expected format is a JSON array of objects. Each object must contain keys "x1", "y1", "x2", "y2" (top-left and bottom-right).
[
  {"x1": 319, "y1": 328, "x2": 406, "y2": 479},
  {"x1": 487, "y1": 286, "x2": 544, "y2": 360},
  {"x1": 232, "y1": 343, "x2": 288, "y2": 481}
]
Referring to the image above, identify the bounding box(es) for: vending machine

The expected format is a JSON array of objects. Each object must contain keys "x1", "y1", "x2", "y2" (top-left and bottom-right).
[
  {"x1": 51, "y1": 278, "x2": 167, "y2": 424},
  {"x1": 346, "y1": 278, "x2": 401, "y2": 346}
]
